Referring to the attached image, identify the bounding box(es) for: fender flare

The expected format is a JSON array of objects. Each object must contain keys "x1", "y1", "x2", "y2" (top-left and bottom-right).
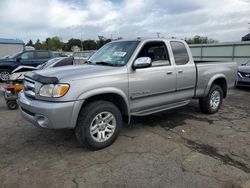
[
  {"x1": 77, "y1": 87, "x2": 130, "y2": 119},
  {"x1": 204, "y1": 74, "x2": 227, "y2": 96}
]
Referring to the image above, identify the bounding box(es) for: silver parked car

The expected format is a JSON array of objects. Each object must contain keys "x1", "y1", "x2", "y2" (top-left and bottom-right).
[
  {"x1": 236, "y1": 59, "x2": 250, "y2": 87},
  {"x1": 9, "y1": 57, "x2": 74, "y2": 81}
]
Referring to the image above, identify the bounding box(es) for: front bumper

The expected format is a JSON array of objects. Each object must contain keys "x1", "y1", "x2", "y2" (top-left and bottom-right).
[
  {"x1": 18, "y1": 91, "x2": 84, "y2": 129},
  {"x1": 236, "y1": 77, "x2": 250, "y2": 87}
]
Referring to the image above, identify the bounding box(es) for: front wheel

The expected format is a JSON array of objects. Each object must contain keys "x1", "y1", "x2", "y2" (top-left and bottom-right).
[
  {"x1": 199, "y1": 84, "x2": 223, "y2": 114},
  {"x1": 75, "y1": 100, "x2": 122, "y2": 150}
]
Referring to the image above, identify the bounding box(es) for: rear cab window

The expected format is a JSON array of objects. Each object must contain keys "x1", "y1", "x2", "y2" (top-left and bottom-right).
[
  {"x1": 137, "y1": 41, "x2": 171, "y2": 67},
  {"x1": 170, "y1": 41, "x2": 189, "y2": 65}
]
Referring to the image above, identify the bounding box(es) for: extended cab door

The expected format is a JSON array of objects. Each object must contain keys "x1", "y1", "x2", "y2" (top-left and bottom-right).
[
  {"x1": 170, "y1": 41, "x2": 196, "y2": 101},
  {"x1": 129, "y1": 41, "x2": 176, "y2": 114}
]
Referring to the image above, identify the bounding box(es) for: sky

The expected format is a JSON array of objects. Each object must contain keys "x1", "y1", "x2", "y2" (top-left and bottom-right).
[{"x1": 0, "y1": 0, "x2": 249, "y2": 43}]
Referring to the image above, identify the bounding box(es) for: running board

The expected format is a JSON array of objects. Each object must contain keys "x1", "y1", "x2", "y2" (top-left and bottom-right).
[{"x1": 131, "y1": 100, "x2": 190, "y2": 116}]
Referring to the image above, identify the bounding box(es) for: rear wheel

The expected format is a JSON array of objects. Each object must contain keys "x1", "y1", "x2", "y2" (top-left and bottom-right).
[
  {"x1": 75, "y1": 100, "x2": 122, "y2": 150},
  {"x1": 0, "y1": 69, "x2": 11, "y2": 82},
  {"x1": 199, "y1": 84, "x2": 223, "y2": 114}
]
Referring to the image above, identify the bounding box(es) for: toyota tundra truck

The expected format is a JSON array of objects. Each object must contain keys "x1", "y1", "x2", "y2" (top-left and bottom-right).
[{"x1": 18, "y1": 38, "x2": 237, "y2": 150}]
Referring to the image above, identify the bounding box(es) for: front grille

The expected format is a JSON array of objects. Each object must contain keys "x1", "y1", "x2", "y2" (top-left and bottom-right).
[
  {"x1": 238, "y1": 71, "x2": 250, "y2": 78},
  {"x1": 23, "y1": 78, "x2": 36, "y2": 98}
]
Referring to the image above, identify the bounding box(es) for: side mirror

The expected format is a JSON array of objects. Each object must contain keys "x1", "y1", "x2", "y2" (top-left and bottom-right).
[{"x1": 133, "y1": 57, "x2": 152, "y2": 70}]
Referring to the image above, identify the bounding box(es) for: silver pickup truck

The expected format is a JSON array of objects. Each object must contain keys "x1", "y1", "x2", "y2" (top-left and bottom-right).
[{"x1": 18, "y1": 38, "x2": 237, "y2": 150}]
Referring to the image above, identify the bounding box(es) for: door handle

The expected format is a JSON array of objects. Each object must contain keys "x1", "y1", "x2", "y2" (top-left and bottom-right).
[
  {"x1": 178, "y1": 70, "x2": 183, "y2": 74},
  {"x1": 166, "y1": 71, "x2": 173, "y2": 75}
]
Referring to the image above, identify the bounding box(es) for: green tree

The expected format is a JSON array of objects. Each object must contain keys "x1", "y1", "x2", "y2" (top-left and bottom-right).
[
  {"x1": 63, "y1": 38, "x2": 81, "y2": 51},
  {"x1": 45, "y1": 37, "x2": 64, "y2": 51},
  {"x1": 97, "y1": 36, "x2": 111, "y2": 49},
  {"x1": 185, "y1": 35, "x2": 218, "y2": 44},
  {"x1": 26, "y1": 40, "x2": 34, "y2": 46},
  {"x1": 82, "y1": 40, "x2": 98, "y2": 50},
  {"x1": 34, "y1": 39, "x2": 44, "y2": 50},
  {"x1": 27, "y1": 36, "x2": 115, "y2": 52}
]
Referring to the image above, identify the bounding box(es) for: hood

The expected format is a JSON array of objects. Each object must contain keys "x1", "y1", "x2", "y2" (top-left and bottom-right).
[
  {"x1": 28, "y1": 64, "x2": 124, "y2": 82},
  {"x1": 9, "y1": 72, "x2": 26, "y2": 81},
  {"x1": 238, "y1": 65, "x2": 250, "y2": 73},
  {"x1": 12, "y1": 65, "x2": 37, "y2": 73},
  {"x1": 0, "y1": 57, "x2": 15, "y2": 62}
]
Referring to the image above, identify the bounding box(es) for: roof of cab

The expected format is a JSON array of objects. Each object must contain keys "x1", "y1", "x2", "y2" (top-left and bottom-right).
[
  {"x1": 0, "y1": 38, "x2": 25, "y2": 45},
  {"x1": 110, "y1": 37, "x2": 184, "y2": 43}
]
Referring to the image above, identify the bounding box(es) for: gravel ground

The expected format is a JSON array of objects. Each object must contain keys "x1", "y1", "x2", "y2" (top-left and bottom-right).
[{"x1": 0, "y1": 88, "x2": 249, "y2": 188}]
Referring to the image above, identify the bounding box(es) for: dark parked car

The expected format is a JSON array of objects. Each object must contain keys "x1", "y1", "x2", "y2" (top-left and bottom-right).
[
  {"x1": 236, "y1": 59, "x2": 250, "y2": 87},
  {"x1": 0, "y1": 50, "x2": 54, "y2": 81}
]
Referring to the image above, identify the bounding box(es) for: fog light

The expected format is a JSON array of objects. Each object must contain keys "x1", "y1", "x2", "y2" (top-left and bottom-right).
[{"x1": 37, "y1": 116, "x2": 49, "y2": 128}]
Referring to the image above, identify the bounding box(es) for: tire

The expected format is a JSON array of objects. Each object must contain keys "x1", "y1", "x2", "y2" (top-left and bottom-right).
[
  {"x1": 75, "y1": 100, "x2": 122, "y2": 150},
  {"x1": 199, "y1": 84, "x2": 223, "y2": 114},
  {"x1": 0, "y1": 69, "x2": 11, "y2": 82},
  {"x1": 6, "y1": 100, "x2": 18, "y2": 110}
]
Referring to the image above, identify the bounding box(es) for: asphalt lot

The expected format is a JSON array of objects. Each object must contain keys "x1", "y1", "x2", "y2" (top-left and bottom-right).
[{"x1": 0, "y1": 88, "x2": 249, "y2": 188}]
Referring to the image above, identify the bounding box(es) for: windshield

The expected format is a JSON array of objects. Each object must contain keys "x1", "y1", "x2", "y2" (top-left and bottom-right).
[
  {"x1": 37, "y1": 58, "x2": 61, "y2": 69},
  {"x1": 245, "y1": 59, "x2": 250, "y2": 66},
  {"x1": 87, "y1": 41, "x2": 139, "y2": 66}
]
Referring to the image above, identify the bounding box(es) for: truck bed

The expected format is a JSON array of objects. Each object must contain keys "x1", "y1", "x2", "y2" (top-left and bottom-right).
[{"x1": 194, "y1": 61, "x2": 238, "y2": 98}]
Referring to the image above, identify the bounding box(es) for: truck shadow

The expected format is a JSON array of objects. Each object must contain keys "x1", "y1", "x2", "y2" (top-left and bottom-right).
[
  {"x1": 130, "y1": 102, "x2": 214, "y2": 130},
  {"x1": 19, "y1": 102, "x2": 212, "y2": 151}
]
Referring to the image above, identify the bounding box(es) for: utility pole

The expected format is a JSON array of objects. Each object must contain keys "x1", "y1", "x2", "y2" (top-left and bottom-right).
[
  {"x1": 156, "y1": 32, "x2": 160, "y2": 38},
  {"x1": 81, "y1": 33, "x2": 83, "y2": 51}
]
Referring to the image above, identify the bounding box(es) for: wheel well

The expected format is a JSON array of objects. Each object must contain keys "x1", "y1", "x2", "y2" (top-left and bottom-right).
[
  {"x1": 212, "y1": 78, "x2": 227, "y2": 98},
  {"x1": 0, "y1": 67, "x2": 12, "y2": 71},
  {"x1": 82, "y1": 93, "x2": 129, "y2": 122}
]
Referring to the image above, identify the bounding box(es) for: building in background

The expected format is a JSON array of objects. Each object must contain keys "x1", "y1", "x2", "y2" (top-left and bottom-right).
[
  {"x1": 190, "y1": 41, "x2": 250, "y2": 66},
  {"x1": 0, "y1": 38, "x2": 25, "y2": 58},
  {"x1": 71, "y1": 45, "x2": 80, "y2": 52}
]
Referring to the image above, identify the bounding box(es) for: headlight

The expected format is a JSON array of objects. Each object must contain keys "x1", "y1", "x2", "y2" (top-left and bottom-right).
[
  {"x1": 39, "y1": 84, "x2": 69, "y2": 98},
  {"x1": 237, "y1": 72, "x2": 243, "y2": 78},
  {"x1": 9, "y1": 73, "x2": 21, "y2": 80}
]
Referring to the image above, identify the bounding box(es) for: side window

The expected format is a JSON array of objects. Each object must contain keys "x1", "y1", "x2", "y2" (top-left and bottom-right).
[
  {"x1": 137, "y1": 42, "x2": 170, "y2": 67},
  {"x1": 36, "y1": 51, "x2": 50, "y2": 59},
  {"x1": 20, "y1": 52, "x2": 34, "y2": 60},
  {"x1": 170, "y1": 42, "x2": 189, "y2": 65},
  {"x1": 54, "y1": 57, "x2": 74, "y2": 67}
]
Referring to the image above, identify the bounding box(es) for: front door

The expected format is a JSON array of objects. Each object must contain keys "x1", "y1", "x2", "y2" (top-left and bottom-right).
[
  {"x1": 129, "y1": 41, "x2": 176, "y2": 113},
  {"x1": 18, "y1": 51, "x2": 35, "y2": 67}
]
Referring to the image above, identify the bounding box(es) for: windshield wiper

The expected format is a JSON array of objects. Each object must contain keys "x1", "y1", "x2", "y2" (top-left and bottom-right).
[
  {"x1": 85, "y1": 61, "x2": 120, "y2": 66},
  {"x1": 95, "y1": 61, "x2": 113, "y2": 66},
  {"x1": 85, "y1": 60, "x2": 93, "y2": 64}
]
